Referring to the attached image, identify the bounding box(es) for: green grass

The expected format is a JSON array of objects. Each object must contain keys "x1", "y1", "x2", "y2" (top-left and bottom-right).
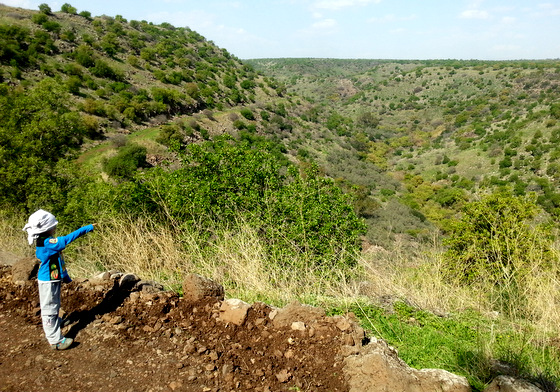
[{"x1": 328, "y1": 301, "x2": 560, "y2": 391}]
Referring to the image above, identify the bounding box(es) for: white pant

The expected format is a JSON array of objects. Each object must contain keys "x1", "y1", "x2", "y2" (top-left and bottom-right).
[{"x1": 38, "y1": 280, "x2": 63, "y2": 345}]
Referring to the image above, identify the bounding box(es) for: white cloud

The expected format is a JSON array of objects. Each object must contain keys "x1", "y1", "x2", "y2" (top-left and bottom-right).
[
  {"x1": 312, "y1": 18, "x2": 338, "y2": 29},
  {"x1": 296, "y1": 17, "x2": 339, "y2": 38},
  {"x1": 460, "y1": 9, "x2": 490, "y2": 19},
  {"x1": 368, "y1": 14, "x2": 417, "y2": 23},
  {"x1": 1, "y1": 0, "x2": 33, "y2": 8},
  {"x1": 493, "y1": 44, "x2": 521, "y2": 52},
  {"x1": 313, "y1": 0, "x2": 381, "y2": 11},
  {"x1": 501, "y1": 16, "x2": 516, "y2": 24}
]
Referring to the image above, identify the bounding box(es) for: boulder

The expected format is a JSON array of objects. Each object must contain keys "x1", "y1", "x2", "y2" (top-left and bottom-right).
[
  {"x1": 269, "y1": 301, "x2": 326, "y2": 329},
  {"x1": 119, "y1": 273, "x2": 140, "y2": 289},
  {"x1": 483, "y1": 376, "x2": 544, "y2": 392},
  {"x1": 135, "y1": 280, "x2": 165, "y2": 293},
  {"x1": 218, "y1": 298, "x2": 251, "y2": 326},
  {"x1": 343, "y1": 338, "x2": 471, "y2": 392},
  {"x1": 182, "y1": 273, "x2": 224, "y2": 302},
  {"x1": 11, "y1": 257, "x2": 38, "y2": 284}
]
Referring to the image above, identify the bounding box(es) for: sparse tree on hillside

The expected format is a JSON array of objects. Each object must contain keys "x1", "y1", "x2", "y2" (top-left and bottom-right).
[
  {"x1": 60, "y1": 3, "x2": 77, "y2": 14},
  {"x1": 38, "y1": 3, "x2": 52, "y2": 14}
]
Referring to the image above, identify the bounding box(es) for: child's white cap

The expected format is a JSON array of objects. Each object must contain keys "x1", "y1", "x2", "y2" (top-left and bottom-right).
[{"x1": 22, "y1": 209, "x2": 58, "y2": 245}]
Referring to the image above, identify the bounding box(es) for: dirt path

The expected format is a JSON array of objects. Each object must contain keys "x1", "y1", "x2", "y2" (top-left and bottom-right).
[{"x1": 0, "y1": 266, "x2": 351, "y2": 392}]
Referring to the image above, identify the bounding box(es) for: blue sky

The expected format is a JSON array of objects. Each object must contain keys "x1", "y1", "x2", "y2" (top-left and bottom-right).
[{"x1": 4, "y1": 0, "x2": 560, "y2": 60}]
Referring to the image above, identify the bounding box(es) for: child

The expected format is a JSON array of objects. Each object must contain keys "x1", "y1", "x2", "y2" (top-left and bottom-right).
[{"x1": 22, "y1": 209, "x2": 95, "y2": 350}]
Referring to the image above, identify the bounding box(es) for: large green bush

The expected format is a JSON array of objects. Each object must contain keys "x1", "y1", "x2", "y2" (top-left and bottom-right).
[
  {"x1": 103, "y1": 143, "x2": 147, "y2": 179},
  {"x1": 0, "y1": 79, "x2": 87, "y2": 210},
  {"x1": 444, "y1": 191, "x2": 554, "y2": 285},
  {"x1": 114, "y1": 136, "x2": 366, "y2": 264}
]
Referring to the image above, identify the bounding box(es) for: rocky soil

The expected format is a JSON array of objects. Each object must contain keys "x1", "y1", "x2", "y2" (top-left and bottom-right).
[{"x1": 0, "y1": 256, "x2": 546, "y2": 392}]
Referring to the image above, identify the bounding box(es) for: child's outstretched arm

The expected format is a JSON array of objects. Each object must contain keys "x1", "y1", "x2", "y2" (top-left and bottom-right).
[{"x1": 46, "y1": 224, "x2": 95, "y2": 251}]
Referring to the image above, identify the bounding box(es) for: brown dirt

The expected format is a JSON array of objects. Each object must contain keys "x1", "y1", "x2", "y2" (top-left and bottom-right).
[{"x1": 0, "y1": 266, "x2": 354, "y2": 392}]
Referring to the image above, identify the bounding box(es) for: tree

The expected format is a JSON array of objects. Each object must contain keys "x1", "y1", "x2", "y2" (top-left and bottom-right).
[
  {"x1": 444, "y1": 191, "x2": 553, "y2": 285},
  {"x1": 60, "y1": 3, "x2": 77, "y2": 14},
  {"x1": 38, "y1": 3, "x2": 52, "y2": 14},
  {"x1": 103, "y1": 144, "x2": 147, "y2": 179},
  {"x1": 138, "y1": 137, "x2": 365, "y2": 263},
  {"x1": 357, "y1": 111, "x2": 380, "y2": 129},
  {"x1": 0, "y1": 79, "x2": 87, "y2": 209}
]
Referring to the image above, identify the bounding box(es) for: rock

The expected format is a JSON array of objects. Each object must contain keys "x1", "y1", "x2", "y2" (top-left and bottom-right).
[
  {"x1": 291, "y1": 321, "x2": 306, "y2": 331},
  {"x1": 275, "y1": 369, "x2": 291, "y2": 383},
  {"x1": 270, "y1": 301, "x2": 325, "y2": 329},
  {"x1": 168, "y1": 381, "x2": 183, "y2": 391},
  {"x1": 483, "y1": 376, "x2": 544, "y2": 392},
  {"x1": 119, "y1": 273, "x2": 140, "y2": 289},
  {"x1": 343, "y1": 339, "x2": 471, "y2": 392},
  {"x1": 334, "y1": 316, "x2": 352, "y2": 331},
  {"x1": 182, "y1": 273, "x2": 224, "y2": 302},
  {"x1": 0, "y1": 250, "x2": 19, "y2": 267},
  {"x1": 94, "y1": 271, "x2": 111, "y2": 281},
  {"x1": 11, "y1": 257, "x2": 38, "y2": 284},
  {"x1": 417, "y1": 369, "x2": 471, "y2": 392},
  {"x1": 218, "y1": 298, "x2": 251, "y2": 326},
  {"x1": 134, "y1": 280, "x2": 164, "y2": 293}
]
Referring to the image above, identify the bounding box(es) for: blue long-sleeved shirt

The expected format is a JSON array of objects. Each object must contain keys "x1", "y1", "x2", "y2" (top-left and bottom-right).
[{"x1": 36, "y1": 225, "x2": 94, "y2": 282}]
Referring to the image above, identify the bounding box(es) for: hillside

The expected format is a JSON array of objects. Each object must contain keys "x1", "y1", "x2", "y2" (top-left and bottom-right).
[
  {"x1": 3, "y1": 4, "x2": 560, "y2": 391},
  {"x1": 247, "y1": 58, "x2": 560, "y2": 242}
]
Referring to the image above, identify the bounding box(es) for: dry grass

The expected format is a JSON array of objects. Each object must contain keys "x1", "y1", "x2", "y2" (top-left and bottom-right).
[
  {"x1": 65, "y1": 216, "x2": 358, "y2": 307},
  {"x1": 4, "y1": 211, "x2": 560, "y2": 339},
  {"x1": 0, "y1": 209, "x2": 34, "y2": 259}
]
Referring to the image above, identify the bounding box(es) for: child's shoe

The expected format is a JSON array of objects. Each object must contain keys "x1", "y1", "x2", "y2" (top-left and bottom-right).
[{"x1": 50, "y1": 337, "x2": 73, "y2": 350}]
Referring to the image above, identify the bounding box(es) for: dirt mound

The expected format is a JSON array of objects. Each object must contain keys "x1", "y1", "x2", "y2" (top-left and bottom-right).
[
  {"x1": 2, "y1": 263, "x2": 495, "y2": 392},
  {"x1": 0, "y1": 266, "x2": 354, "y2": 391}
]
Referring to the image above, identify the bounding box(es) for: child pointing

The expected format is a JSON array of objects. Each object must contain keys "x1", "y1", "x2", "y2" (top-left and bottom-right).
[{"x1": 23, "y1": 209, "x2": 95, "y2": 350}]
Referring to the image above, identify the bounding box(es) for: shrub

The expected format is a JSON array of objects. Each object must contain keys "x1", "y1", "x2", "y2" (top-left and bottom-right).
[
  {"x1": 156, "y1": 124, "x2": 183, "y2": 147},
  {"x1": 60, "y1": 3, "x2": 77, "y2": 14},
  {"x1": 138, "y1": 137, "x2": 365, "y2": 264},
  {"x1": 233, "y1": 119, "x2": 246, "y2": 130},
  {"x1": 90, "y1": 59, "x2": 115, "y2": 78},
  {"x1": 32, "y1": 13, "x2": 48, "y2": 25},
  {"x1": 103, "y1": 143, "x2": 147, "y2": 179},
  {"x1": 38, "y1": 3, "x2": 52, "y2": 14},
  {"x1": 240, "y1": 108, "x2": 255, "y2": 120},
  {"x1": 444, "y1": 191, "x2": 553, "y2": 286},
  {"x1": 0, "y1": 79, "x2": 87, "y2": 209},
  {"x1": 74, "y1": 45, "x2": 95, "y2": 67},
  {"x1": 42, "y1": 21, "x2": 61, "y2": 33},
  {"x1": 79, "y1": 11, "x2": 92, "y2": 20}
]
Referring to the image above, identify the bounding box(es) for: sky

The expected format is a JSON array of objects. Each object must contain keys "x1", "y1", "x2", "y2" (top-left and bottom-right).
[{"x1": 3, "y1": 0, "x2": 560, "y2": 60}]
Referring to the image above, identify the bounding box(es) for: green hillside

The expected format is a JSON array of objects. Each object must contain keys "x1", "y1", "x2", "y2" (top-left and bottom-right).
[
  {"x1": 3, "y1": 4, "x2": 560, "y2": 389},
  {"x1": 247, "y1": 58, "x2": 560, "y2": 239}
]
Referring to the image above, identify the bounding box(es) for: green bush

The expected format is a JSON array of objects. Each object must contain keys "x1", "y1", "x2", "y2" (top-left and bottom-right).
[
  {"x1": 38, "y1": 3, "x2": 52, "y2": 14},
  {"x1": 103, "y1": 143, "x2": 147, "y2": 179},
  {"x1": 60, "y1": 3, "x2": 77, "y2": 14},
  {"x1": 0, "y1": 79, "x2": 87, "y2": 210},
  {"x1": 79, "y1": 11, "x2": 92, "y2": 20},
  {"x1": 135, "y1": 137, "x2": 365, "y2": 264},
  {"x1": 444, "y1": 191, "x2": 553, "y2": 285},
  {"x1": 32, "y1": 13, "x2": 48, "y2": 25},
  {"x1": 240, "y1": 108, "x2": 255, "y2": 120},
  {"x1": 42, "y1": 21, "x2": 61, "y2": 33}
]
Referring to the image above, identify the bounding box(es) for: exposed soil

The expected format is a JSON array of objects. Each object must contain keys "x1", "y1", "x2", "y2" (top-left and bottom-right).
[{"x1": 0, "y1": 265, "x2": 355, "y2": 392}]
